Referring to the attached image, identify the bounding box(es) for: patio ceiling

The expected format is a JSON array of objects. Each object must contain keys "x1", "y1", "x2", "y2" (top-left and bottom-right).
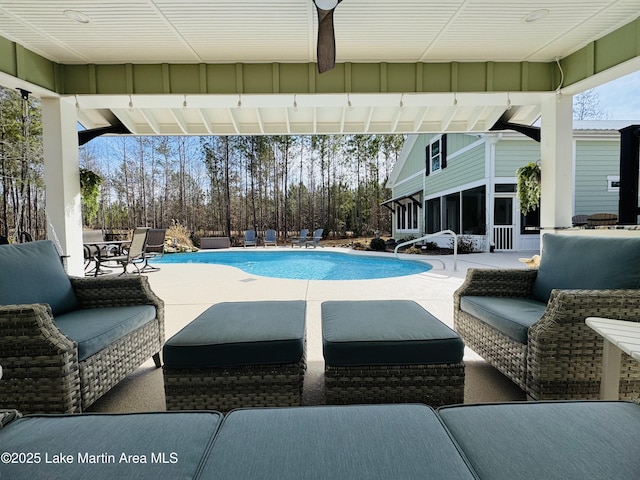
[{"x1": 0, "y1": 1, "x2": 639, "y2": 136}]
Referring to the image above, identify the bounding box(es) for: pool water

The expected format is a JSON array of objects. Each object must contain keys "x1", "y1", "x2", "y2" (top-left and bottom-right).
[{"x1": 153, "y1": 250, "x2": 432, "y2": 280}]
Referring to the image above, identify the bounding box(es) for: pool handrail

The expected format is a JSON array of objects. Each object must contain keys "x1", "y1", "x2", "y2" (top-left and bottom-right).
[{"x1": 393, "y1": 230, "x2": 458, "y2": 271}]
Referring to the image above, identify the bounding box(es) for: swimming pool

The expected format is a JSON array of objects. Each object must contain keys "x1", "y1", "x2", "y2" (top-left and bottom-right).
[{"x1": 153, "y1": 250, "x2": 432, "y2": 280}]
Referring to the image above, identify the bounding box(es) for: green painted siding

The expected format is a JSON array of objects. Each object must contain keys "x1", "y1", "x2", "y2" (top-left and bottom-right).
[
  {"x1": 394, "y1": 175, "x2": 423, "y2": 198},
  {"x1": 574, "y1": 140, "x2": 619, "y2": 215},
  {"x1": 448, "y1": 133, "x2": 480, "y2": 153},
  {"x1": 396, "y1": 136, "x2": 431, "y2": 181},
  {"x1": 494, "y1": 139, "x2": 540, "y2": 177},
  {"x1": 425, "y1": 140, "x2": 485, "y2": 195}
]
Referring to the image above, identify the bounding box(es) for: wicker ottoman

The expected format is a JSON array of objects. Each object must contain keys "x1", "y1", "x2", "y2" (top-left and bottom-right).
[
  {"x1": 322, "y1": 300, "x2": 465, "y2": 406},
  {"x1": 163, "y1": 301, "x2": 306, "y2": 412}
]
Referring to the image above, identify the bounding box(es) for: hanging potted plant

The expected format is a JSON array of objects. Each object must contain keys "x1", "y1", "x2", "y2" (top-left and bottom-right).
[
  {"x1": 516, "y1": 161, "x2": 541, "y2": 214},
  {"x1": 79, "y1": 168, "x2": 103, "y2": 225}
]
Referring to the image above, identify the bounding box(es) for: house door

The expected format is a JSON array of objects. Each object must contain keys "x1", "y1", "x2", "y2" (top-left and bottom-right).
[{"x1": 493, "y1": 196, "x2": 515, "y2": 250}]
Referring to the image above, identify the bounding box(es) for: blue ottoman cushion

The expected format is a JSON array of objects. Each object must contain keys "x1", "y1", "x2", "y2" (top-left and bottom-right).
[
  {"x1": 163, "y1": 301, "x2": 306, "y2": 367},
  {"x1": 322, "y1": 300, "x2": 463, "y2": 366}
]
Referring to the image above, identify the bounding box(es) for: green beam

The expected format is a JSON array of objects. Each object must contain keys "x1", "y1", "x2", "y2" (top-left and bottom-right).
[
  {"x1": 59, "y1": 61, "x2": 555, "y2": 95},
  {"x1": 560, "y1": 17, "x2": 640, "y2": 87},
  {"x1": 1, "y1": 15, "x2": 639, "y2": 96}
]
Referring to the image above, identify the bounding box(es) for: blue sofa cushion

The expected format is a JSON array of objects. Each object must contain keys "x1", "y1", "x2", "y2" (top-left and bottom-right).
[
  {"x1": 201, "y1": 404, "x2": 476, "y2": 480},
  {"x1": 322, "y1": 300, "x2": 464, "y2": 366},
  {"x1": 55, "y1": 305, "x2": 157, "y2": 361},
  {"x1": 0, "y1": 411, "x2": 222, "y2": 480},
  {"x1": 438, "y1": 401, "x2": 640, "y2": 480},
  {"x1": 0, "y1": 240, "x2": 78, "y2": 316},
  {"x1": 163, "y1": 301, "x2": 306, "y2": 367},
  {"x1": 459, "y1": 296, "x2": 547, "y2": 344},
  {"x1": 532, "y1": 234, "x2": 640, "y2": 303}
]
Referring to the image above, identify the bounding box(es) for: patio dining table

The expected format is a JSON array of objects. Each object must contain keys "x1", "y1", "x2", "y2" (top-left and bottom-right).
[{"x1": 83, "y1": 240, "x2": 130, "y2": 276}]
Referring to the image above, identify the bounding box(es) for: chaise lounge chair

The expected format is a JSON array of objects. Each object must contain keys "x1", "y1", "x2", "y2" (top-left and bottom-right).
[
  {"x1": 243, "y1": 230, "x2": 257, "y2": 247},
  {"x1": 264, "y1": 229, "x2": 277, "y2": 247},
  {"x1": 291, "y1": 229, "x2": 309, "y2": 247},
  {"x1": 305, "y1": 228, "x2": 324, "y2": 248}
]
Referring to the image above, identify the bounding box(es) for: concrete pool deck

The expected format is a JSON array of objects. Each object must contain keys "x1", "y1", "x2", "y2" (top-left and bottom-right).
[
  {"x1": 148, "y1": 248, "x2": 528, "y2": 363},
  {"x1": 87, "y1": 249, "x2": 530, "y2": 412}
]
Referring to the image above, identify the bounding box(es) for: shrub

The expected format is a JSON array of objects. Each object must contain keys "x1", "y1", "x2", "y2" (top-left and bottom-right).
[
  {"x1": 369, "y1": 238, "x2": 386, "y2": 251},
  {"x1": 423, "y1": 241, "x2": 439, "y2": 251},
  {"x1": 450, "y1": 235, "x2": 477, "y2": 253}
]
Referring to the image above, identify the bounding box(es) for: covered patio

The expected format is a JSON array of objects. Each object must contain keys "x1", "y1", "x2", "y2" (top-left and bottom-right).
[{"x1": 0, "y1": 1, "x2": 639, "y2": 276}]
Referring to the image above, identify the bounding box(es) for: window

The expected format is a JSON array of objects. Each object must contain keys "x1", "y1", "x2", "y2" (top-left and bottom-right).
[
  {"x1": 427, "y1": 187, "x2": 486, "y2": 235},
  {"x1": 521, "y1": 208, "x2": 540, "y2": 235},
  {"x1": 426, "y1": 135, "x2": 447, "y2": 175},
  {"x1": 608, "y1": 175, "x2": 620, "y2": 192},
  {"x1": 426, "y1": 198, "x2": 441, "y2": 233},
  {"x1": 462, "y1": 186, "x2": 486, "y2": 235},
  {"x1": 396, "y1": 201, "x2": 419, "y2": 231}
]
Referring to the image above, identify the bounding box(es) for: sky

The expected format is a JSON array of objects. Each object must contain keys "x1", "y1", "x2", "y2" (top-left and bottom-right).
[{"x1": 590, "y1": 70, "x2": 640, "y2": 121}]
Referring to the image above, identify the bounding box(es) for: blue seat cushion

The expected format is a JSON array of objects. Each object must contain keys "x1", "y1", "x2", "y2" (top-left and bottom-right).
[
  {"x1": 0, "y1": 240, "x2": 78, "y2": 316},
  {"x1": 163, "y1": 301, "x2": 306, "y2": 367},
  {"x1": 0, "y1": 411, "x2": 222, "y2": 480},
  {"x1": 200, "y1": 404, "x2": 476, "y2": 480},
  {"x1": 459, "y1": 296, "x2": 546, "y2": 344},
  {"x1": 438, "y1": 401, "x2": 640, "y2": 480},
  {"x1": 322, "y1": 300, "x2": 464, "y2": 366},
  {"x1": 532, "y1": 234, "x2": 640, "y2": 302},
  {"x1": 55, "y1": 305, "x2": 157, "y2": 361}
]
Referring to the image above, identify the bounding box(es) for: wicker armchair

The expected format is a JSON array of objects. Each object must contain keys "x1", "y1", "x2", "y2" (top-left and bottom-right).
[
  {"x1": 454, "y1": 234, "x2": 640, "y2": 400},
  {"x1": 0, "y1": 240, "x2": 164, "y2": 414}
]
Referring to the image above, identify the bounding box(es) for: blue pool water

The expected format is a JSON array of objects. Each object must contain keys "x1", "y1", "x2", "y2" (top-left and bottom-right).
[{"x1": 153, "y1": 250, "x2": 432, "y2": 280}]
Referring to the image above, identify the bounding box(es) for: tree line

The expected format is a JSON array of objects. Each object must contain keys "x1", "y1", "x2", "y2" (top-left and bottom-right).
[{"x1": 0, "y1": 86, "x2": 404, "y2": 244}]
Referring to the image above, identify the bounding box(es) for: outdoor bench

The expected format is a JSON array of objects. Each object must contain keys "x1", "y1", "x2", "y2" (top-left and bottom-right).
[{"x1": 1, "y1": 400, "x2": 639, "y2": 479}]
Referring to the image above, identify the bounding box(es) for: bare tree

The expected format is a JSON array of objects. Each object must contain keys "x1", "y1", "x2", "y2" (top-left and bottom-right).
[{"x1": 573, "y1": 90, "x2": 609, "y2": 120}]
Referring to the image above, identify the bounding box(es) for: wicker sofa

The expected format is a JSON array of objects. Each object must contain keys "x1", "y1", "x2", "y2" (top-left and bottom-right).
[
  {"x1": 2, "y1": 400, "x2": 640, "y2": 479},
  {"x1": 0, "y1": 240, "x2": 164, "y2": 414},
  {"x1": 454, "y1": 233, "x2": 640, "y2": 400}
]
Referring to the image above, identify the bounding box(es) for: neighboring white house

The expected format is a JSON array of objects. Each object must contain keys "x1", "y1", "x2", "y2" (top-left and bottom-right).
[{"x1": 384, "y1": 121, "x2": 631, "y2": 252}]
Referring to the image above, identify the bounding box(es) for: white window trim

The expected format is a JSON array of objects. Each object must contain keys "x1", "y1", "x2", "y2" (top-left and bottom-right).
[{"x1": 607, "y1": 175, "x2": 620, "y2": 192}]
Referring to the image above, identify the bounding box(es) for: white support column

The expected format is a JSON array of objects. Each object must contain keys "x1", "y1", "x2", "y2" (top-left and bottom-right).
[
  {"x1": 540, "y1": 93, "x2": 574, "y2": 230},
  {"x1": 42, "y1": 96, "x2": 84, "y2": 276}
]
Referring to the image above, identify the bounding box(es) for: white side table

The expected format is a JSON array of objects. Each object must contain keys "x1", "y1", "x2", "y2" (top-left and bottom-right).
[{"x1": 585, "y1": 317, "x2": 640, "y2": 400}]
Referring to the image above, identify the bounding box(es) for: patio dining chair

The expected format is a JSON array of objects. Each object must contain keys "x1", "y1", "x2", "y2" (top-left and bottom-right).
[
  {"x1": 102, "y1": 227, "x2": 150, "y2": 275},
  {"x1": 140, "y1": 228, "x2": 166, "y2": 272}
]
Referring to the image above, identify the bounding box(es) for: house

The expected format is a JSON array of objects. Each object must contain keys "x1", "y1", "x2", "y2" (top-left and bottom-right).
[{"x1": 385, "y1": 121, "x2": 630, "y2": 252}]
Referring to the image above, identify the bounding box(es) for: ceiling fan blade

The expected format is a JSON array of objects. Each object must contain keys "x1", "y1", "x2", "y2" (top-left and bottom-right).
[{"x1": 314, "y1": 1, "x2": 342, "y2": 74}]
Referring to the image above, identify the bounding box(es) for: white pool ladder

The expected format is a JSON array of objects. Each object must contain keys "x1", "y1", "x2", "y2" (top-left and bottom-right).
[{"x1": 393, "y1": 230, "x2": 458, "y2": 271}]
